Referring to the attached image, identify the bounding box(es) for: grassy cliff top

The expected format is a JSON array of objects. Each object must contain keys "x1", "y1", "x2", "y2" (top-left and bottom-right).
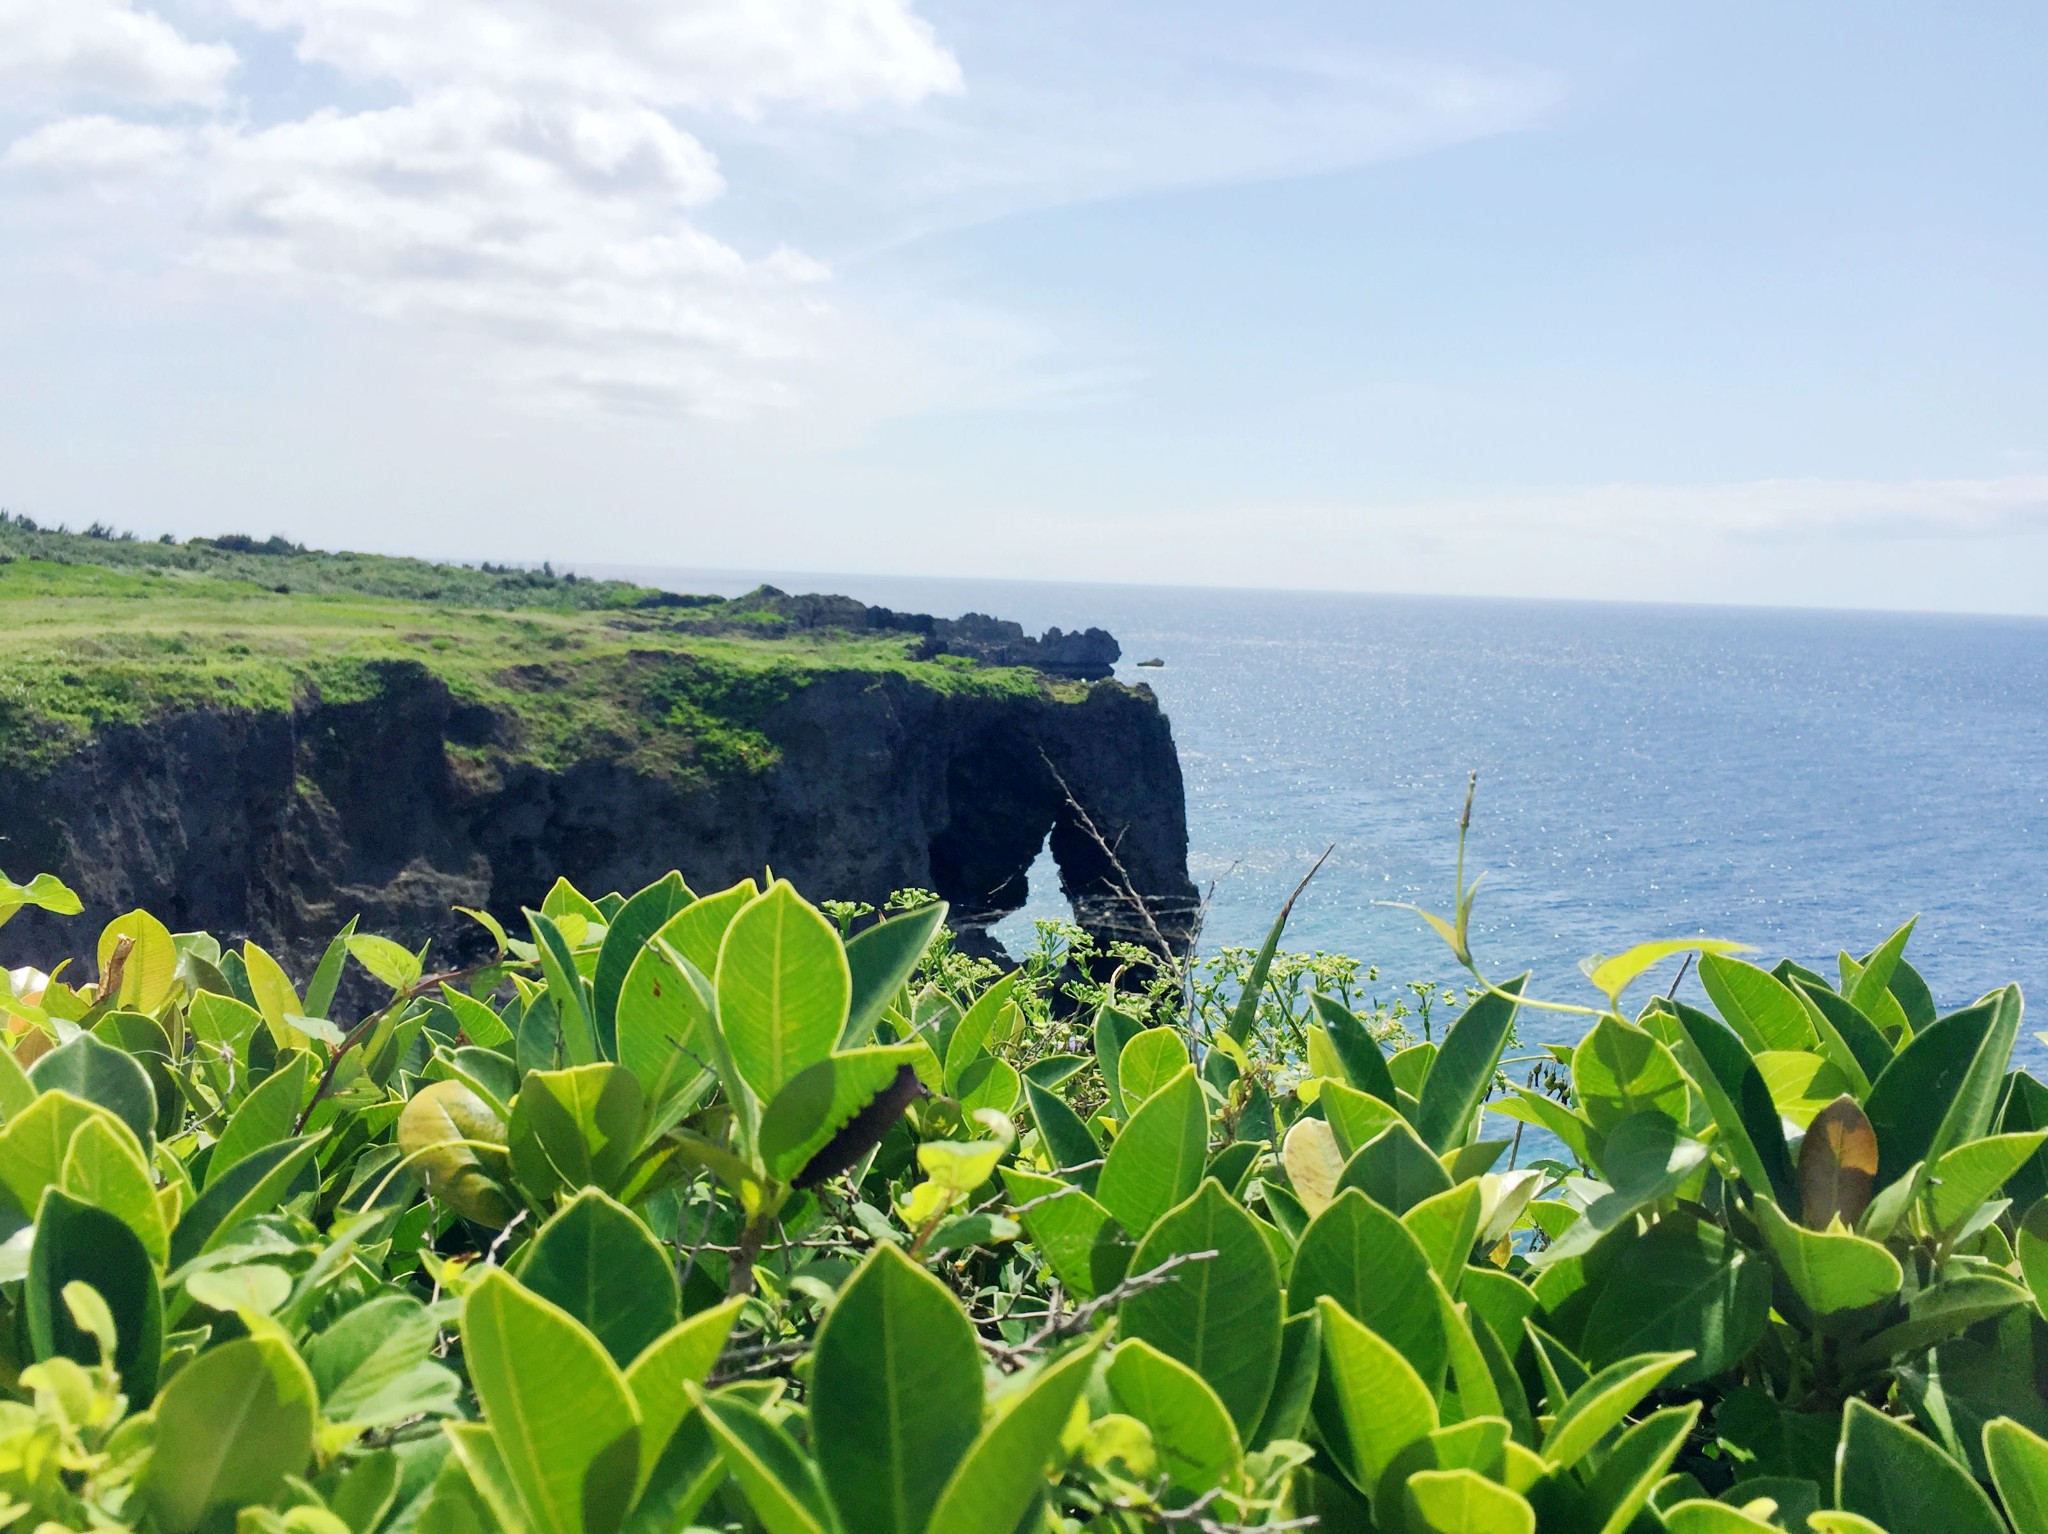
[{"x1": 0, "y1": 519, "x2": 1074, "y2": 780}]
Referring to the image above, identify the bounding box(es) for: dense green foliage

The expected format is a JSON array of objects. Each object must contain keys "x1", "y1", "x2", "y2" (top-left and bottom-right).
[
  {"x1": 2, "y1": 832, "x2": 2048, "y2": 1533},
  {"x1": 0, "y1": 520, "x2": 1058, "y2": 776}
]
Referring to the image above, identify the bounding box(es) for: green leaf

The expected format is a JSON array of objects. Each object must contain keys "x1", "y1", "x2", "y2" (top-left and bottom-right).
[
  {"x1": 57, "y1": 1113, "x2": 168, "y2": 1267},
  {"x1": 1835, "y1": 1398, "x2": 2004, "y2": 1534},
  {"x1": 695, "y1": 1388, "x2": 838, "y2": 1534},
  {"x1": 1792, "y1": 980, "x2": 1892, "y2": 1093},
  {"x1": 654, "y1": 879, "x2": 756, "y2": 980},
  {"x1": 811, "y1": 1243, "x2": 983, "y2": 1534},
  {"x1": 440, "y1": 984, "x2": 513, "y2": 1049},
  {"x1": 1753, "y1": 1196, "x2": 1901, "y2": 1319},
  {"x1": 396, "y1": 1079, "x2": 516, "y2": 1226},
  {"x1": 717, "y1": 880, "x2": 851, "y2": 1103},
  {"x1": 1403, "y1": 1468, "x2": 1535, "y2": 1534},
  {"x1": 1928, "y1": 1130, "x2": 2048, "y2": 1236},
  {"x1": 2021, "y1": 1199, "x2": 2048, "y2": 1319},
  {"x1": 1984, "y1": 1416, "x2": 2048, "y2": 1534},
  {"x1": 1024, "y1": 1076, "x2": 1103, "y2": 1193},
  {"x1": 1119, "y1": 1028, "x2": 1191, "y2": 1107},
  {"x1": 954, "y1": 1055, "x2": 1020, "y2": 1116},
  {"x1": 28, "y1": 1187, "x2": 162, "y2": 1401},
  {"x1": 923, "y1": 1337, "x2": 1099, "y2": 1534},
  {"x1": 209, "y1": 1050, "x2": 311, "y2": 1188},
  {"x1": 189, "y1": 989, "x2": 266, "y2": 1062},
  {"x1": 1415, "y1": 977, "x2": 1525, "y2": 1152},
  {"x1": 1252, "y1": 1307, "x2": 1321, "y2": 1449},
  {"x1": 0, "y1": 868, "x2": 81, "y2": 928},
  {"x1": 509, "y1": 1064, "x2": 644, "y2": 1204},
  {"x1": 1580, "y1": 1215, "x2": 1768, "y2": 1386},
  {"x1": 519, "y1": 1190, "x2": 681, "y2": 1368},
  {"x1": 842, "y1": 903, "x2": 945, "y2": 1048},
  {"x1": 529, "y1": 910, "x2": 599, "y2": 1065},
  {"x1": 1096, "y1": 1065, "x2": 1207, "y2": 1240},
  {"x1": 759, "y1": 1045, "x2": 923, "y2": 1184},
  {"x1": 1585, "y1": 940, "x2": 1748, "y2": 1008},
  {"x1": 1584, "y1": 1402, "x2": 1700, "y2": 1534},
  {"x1": 462, "y1": 1268, "x2": 642, "y2": 1534},
  {"x1": 170, "y1": 1132, "x2": 326, "y2": 1268},
  {"x1": 1402, "y1": 1181, "x2": 1484, "y2": 1288},
  {"x1": 0, "y1": 1090, "x2": 117, "y2": 1216},
  {"x1": 1121, "y1": 1179, "x2": 1283, "y2": 1436},
  {"x1": 1848, "y1": 1270, "x2": 2031, "y2": 1367},
  {"x1": 1288, "y1": 1188, "x2": 1448, "y2": 1391},
  {"x1": 1668, "y1": 1000, "x2": 1795, "y2": 1208},
  {"x1": 301, "y1": 916, "x2": 357, "y2": 1022},
  {"x1": 347, "y1": 933, "x2": 425, "y2": 993},
  {"x1": 1493, "y1": 1090, "x2": 1596, "y2": 1168},
  {"x1": 592, "y1": 873, "x2": 694, "y2": 1050},
  {"x1": 1228, "y1": 873, "x2": 1317, "y2": 1043},
  {"x1": 1320, "y1": 1080, "x2": 1404, "y2": 1159},
  {"x1": 942, "y1": 973, "x2": 1018, "y2": 1092},
  {"x1": 308, "y1": 1294, "x2": 461, "y2": 1428},
  {"x1": 622, "y1": 1296, "x2": 746, "y2": 1490},
  {"x1": 1094, "y1": 1005, "x2": 1145, "y2": 1116},
  {"x1": 97, "y1": 907, "x2": 179, "y2": 1013},
  {"x1": 1697, "y1": 954, "x2": 1816, "y2": 1052},
  {"x1": 543, "y1": 877, "x2": 607, "y2": 924},
  {"x1": 1662, "y1": 1502, "x2": 1785, "y2": 1534},
  {"x1": 1572, "y1": 1017, "x2": 1689, "y2": 1135},
  {"x1": 1541, "y1": 1112, "x2": 1708, "y2": 1265},
  {"x1": 1001, "y1": 1168, "x2": 1122, "y2": 1299},
  {"x1": 144, "y1": 1335, "x2": 318, "y2": 1533},
  {"x1": 1865, "y1": 991, "x2": 2020, "y2": 1192},
  {"x1": 615, "y1": 941, "x2": 716, "y2": 1128},
  {"x1": 1542, "y1": 1352, "x2": 1689, "y2": 1471},
  {"x1": 1339, "y1": 1120, "x2": 1455, "y2": 1214},
  {"x1": 1312, "y1": 1296, "x2": 1439, "y2": 1503},
  {"x1": 1104, "y1": 1339, "x2": 1244, "y2": 1493},
  {"x1": 1311, "y1": 992, "x2": 1401, "y2": 1105},
  {"x1": 28, "y1": 1032, "x2": 156, "y2": 1154}
]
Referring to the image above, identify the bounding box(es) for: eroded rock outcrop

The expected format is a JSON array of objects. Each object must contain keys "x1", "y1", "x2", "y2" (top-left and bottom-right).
[{"x1": 0, "y1": 659, "x2": 1196, "y2": 977}]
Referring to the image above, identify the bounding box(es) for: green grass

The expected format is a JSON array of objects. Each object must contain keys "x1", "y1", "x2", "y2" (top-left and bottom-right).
[{"x1": 0, "y1": 549, "x2": 1067, "y2": 781}]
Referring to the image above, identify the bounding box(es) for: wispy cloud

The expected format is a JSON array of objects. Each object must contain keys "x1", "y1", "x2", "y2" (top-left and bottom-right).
[{"x1": 0, "y1": 0, "x2": 1550, "y2": 420}]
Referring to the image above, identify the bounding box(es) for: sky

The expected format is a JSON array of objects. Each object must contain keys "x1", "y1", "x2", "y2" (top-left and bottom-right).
[{"x1": 3, "y1": 2, "x2": 2047, "y2": 613}]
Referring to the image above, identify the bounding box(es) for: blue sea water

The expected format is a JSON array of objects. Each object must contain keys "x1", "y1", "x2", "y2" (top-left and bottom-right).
[{"x1": 602, "y1": 567, "x2": 2048, "y2": 1068}]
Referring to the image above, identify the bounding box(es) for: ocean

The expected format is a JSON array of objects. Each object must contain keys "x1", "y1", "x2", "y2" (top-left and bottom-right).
[{"x1": 596, "y1": 567, "x2": 2048, "y2": 1070}]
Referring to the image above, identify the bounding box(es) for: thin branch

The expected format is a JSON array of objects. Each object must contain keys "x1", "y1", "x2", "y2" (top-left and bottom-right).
[
  {"x1": 1039, "y1": 750, "x2": 1183, "y2": 958},
  {"x1": 981, "y1": 1249, "x2": 1217, "y2": 1370},
  {"x1": 1112, "y1": 1486, "x2": 1319, "y2": 1533},
  {"x1": 1665, "y1": 953, "x2": 1695, "y2": 1000}
]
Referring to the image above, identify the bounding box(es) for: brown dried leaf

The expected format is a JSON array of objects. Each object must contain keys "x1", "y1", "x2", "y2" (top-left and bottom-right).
[{"x1": 1799, "y1": 1094, "x2": 1879, "y2": 1229}]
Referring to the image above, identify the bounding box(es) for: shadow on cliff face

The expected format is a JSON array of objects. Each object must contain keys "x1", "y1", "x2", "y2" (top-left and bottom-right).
[{"x1": 0, "y1": 661, "x2": 1198, "y2": 994}]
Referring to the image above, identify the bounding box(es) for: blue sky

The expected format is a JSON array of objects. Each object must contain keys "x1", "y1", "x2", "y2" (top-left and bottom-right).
[{"x1": 3, "y1": 2, "x2": 2046, "y2": 610}]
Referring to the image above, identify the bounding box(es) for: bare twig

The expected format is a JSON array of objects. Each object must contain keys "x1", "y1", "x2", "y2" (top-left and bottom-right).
[
  {"x1": 1112, "y1": 1486, "x2": 1319, "y2": 1533},
  {"x1": 1665, "y1": 953, "x2": 1695, "y2": 1000},
  {"x1": 981, "y1": 1249, "x2": 1217, "y2": 1370},
  {"x1": 1039, "y1": 751, "x2": 1185, "y2": 958}
]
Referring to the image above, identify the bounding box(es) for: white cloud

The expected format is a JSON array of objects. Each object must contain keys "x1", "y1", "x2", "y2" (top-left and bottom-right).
[
  {"x1": 217, "y1": 0, "x2": 961, "y2": 113},
  {"x1": 0, "y1": 0, "x2": 234, "y2": 106},
  {"x1": 3, "y1": 114, "x2": 187, "y2": 173},
  {"x1": 0, "y1": 0, "x2": 1547, "y2": 420},
  {"x1": 2, "y1": 1, "x2": 964, "y2": 415}
]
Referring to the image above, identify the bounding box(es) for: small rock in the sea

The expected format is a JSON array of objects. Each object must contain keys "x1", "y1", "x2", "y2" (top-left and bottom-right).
[{"x1": 1136, "y1": 657, "x2": 1165, "y2": 668}]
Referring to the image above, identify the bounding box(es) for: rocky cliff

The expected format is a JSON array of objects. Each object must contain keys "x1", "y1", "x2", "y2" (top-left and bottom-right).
[{"x1": 0, "y1": 658, "x2": 1199, "y2": 977}]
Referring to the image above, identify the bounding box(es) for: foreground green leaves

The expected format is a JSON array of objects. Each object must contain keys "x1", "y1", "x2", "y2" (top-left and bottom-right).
[{"x1": 0, "y1": 855, "x2": 2044, "y2": 1534}]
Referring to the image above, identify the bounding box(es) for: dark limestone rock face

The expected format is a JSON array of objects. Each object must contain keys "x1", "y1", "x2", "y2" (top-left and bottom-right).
[{"x1": 0, "y1": 661, "x2": 1197, "y2": 993}]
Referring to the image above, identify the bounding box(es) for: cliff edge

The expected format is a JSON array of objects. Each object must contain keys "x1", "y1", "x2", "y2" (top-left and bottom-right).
[{"x1": 0, "y1": 522, "x2": 1197, "y2": 974}]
